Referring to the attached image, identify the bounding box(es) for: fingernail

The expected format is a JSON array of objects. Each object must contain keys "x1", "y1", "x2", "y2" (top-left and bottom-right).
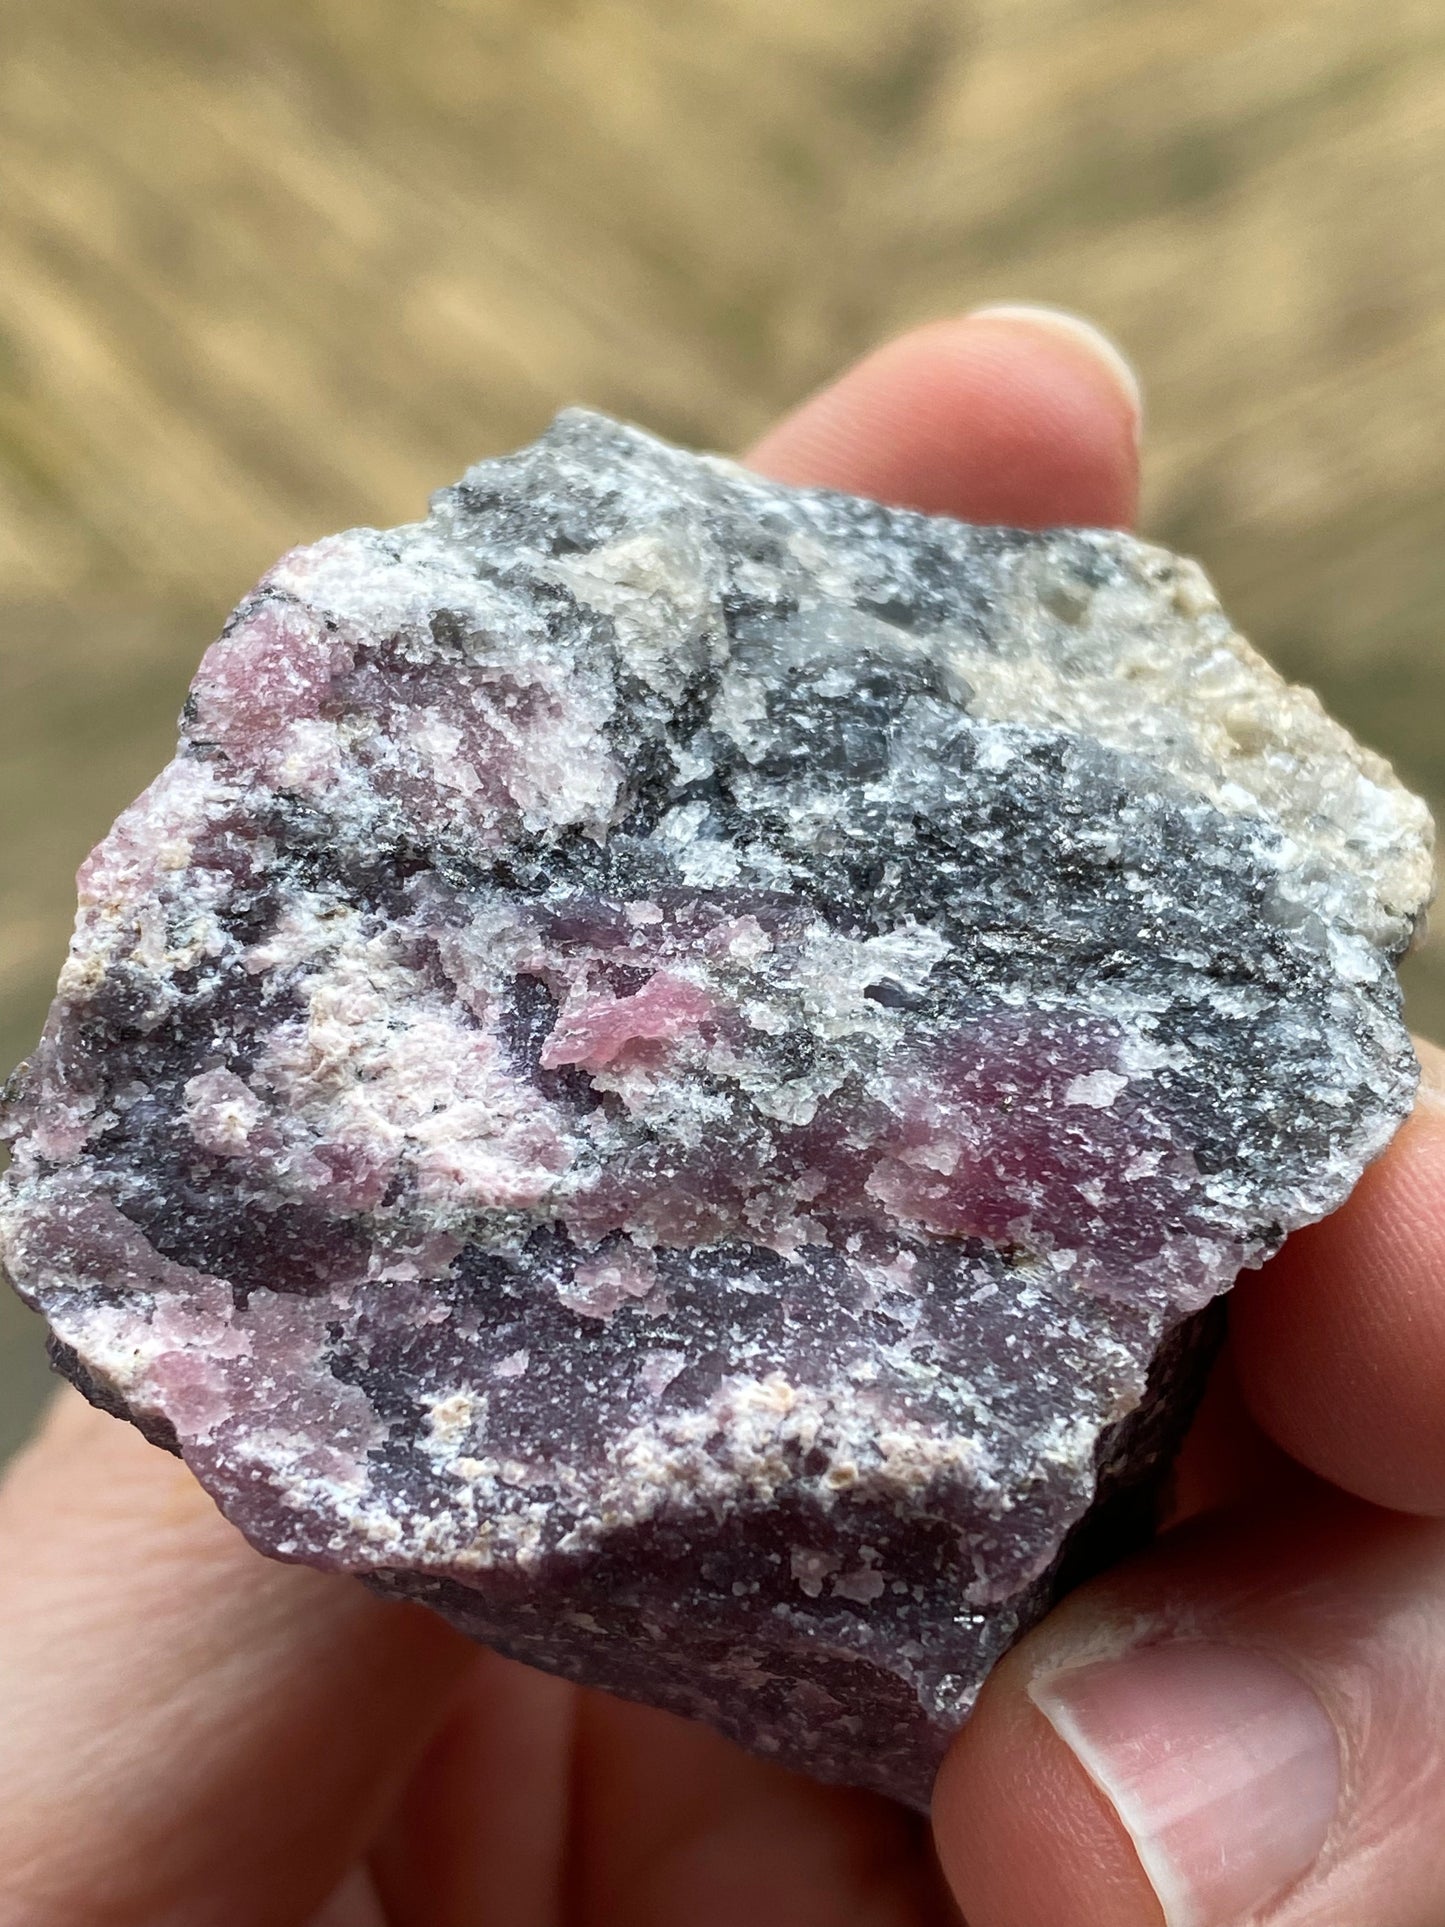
[
  {"x1": 968, "y1": 303, "x2": 1143, "y2": 427},
  {"x1": 1030, "y1": 1643, "x2": 1340, "y2": 1927}
]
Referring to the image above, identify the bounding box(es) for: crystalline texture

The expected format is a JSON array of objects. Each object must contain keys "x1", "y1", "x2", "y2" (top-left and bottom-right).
[{"x1": 0, "y1": 411, "x2": 1432, "y2": 1806}]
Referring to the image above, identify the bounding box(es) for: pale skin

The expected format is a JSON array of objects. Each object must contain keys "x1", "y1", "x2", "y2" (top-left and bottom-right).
[{"x1": 3, "y1": 308, "x2": 1444, "y2": 1926}]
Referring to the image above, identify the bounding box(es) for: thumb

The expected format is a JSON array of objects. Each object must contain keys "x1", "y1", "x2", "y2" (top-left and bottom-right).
[{"x1": 932, "y1": 1488, "x2": 1445, "y2": 1927}]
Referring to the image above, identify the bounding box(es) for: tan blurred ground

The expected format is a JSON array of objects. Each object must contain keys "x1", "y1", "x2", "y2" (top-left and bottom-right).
[{"x1": 4, "y1": 0, "x2": 1445, "y2": 1456}]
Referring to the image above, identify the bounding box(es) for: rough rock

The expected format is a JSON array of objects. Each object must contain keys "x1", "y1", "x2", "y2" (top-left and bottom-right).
[{"x1": 0, "y1": 410, "x2": 1432, "y2": 1806}]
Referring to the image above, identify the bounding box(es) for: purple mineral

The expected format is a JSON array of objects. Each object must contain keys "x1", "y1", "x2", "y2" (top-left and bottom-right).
[{"x1": 0, "y1": 412, "x2": 1432, "y2": 1805}]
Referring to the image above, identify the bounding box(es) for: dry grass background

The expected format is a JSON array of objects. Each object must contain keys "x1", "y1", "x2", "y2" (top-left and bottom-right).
[{"x1": 4, "y1": 0, "x2": 1445, "y2": 1455}]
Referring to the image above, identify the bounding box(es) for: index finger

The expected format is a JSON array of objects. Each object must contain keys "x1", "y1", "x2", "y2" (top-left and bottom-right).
[
  {"x1": 1230, "y1": 1036, "x2": 1445, "y2": 1517},
  {"x1": 747, "y1": 306, "x2": 1142, "y2": 529}
]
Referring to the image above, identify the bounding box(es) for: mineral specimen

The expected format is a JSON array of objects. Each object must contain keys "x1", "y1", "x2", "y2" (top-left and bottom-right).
[{"x1": 0, "y1": 411, "x2": 1432, "y2": 1806}]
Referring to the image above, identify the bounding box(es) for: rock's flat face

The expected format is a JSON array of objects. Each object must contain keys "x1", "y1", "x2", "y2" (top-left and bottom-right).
[{"x1": 1, "y1": 412, "x2": 1432, "y2": 1804}]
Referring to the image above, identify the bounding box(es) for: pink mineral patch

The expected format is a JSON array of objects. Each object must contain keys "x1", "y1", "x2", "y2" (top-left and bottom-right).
[
  {"x1": 858, "y1": 1022, "x2": 1205, "y2": 1290},
  {"x1": 539, "y1": 971, "x2": 716, "y2": 1071},
  {"x1": 190, "y1": 598, "x2": 357, "y2": 767}
]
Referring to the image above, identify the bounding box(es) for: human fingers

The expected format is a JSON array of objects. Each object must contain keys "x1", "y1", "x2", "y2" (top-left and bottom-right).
[
  {"x1": 556, "y1": 1689, "x2": 954, "y2": 1927},
  {"x1": 933, "y1": 1491, "x2": 1445, "y2": 1927},
  {"x1": 369, "y1": 1651, "x2": 578, "y2": 1927},
  {"x1": 746, "y1": 305, "x2": 1141, "y2": 529},
  {"x1": 0, "y1": 1391, "x2": 473, "y2": 1927},
  {"x1": 368, "y1": 1650, "x2": 952, "y2": 1927},
  {"x1": 1229, "y1": 1038, "x2": 1445, "y2": 1516}
]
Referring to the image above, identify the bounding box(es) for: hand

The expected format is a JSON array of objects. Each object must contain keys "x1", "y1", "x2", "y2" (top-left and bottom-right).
[{"x1": 2, "y1": 308, "x2": 1440, "y2": 1927}]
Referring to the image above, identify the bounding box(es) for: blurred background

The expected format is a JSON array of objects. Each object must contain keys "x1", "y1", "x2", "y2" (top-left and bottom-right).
[{"x1": 3, "y1": 0, "x2": 1445, "y2": 1459}]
